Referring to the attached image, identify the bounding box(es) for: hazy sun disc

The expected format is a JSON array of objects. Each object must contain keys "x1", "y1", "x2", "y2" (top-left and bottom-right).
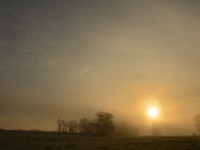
[{"x1": 148, "y1": 107, "x2": 158, "y2": 118}]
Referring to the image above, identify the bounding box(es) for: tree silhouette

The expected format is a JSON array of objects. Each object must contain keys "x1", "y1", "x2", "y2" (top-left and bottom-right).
[
  {"x1": 61, "y1": 119, "x2": 67, "y2": 133},
  {"x1": 93, "y1": 111, "x2": 115, "y2": 136},
  {"x1": 67, "y1": 120, "x2": 78, "y2": 135},
  {"x1": 78, "y1": 118, "x2": 92, "y2": 134},
  {"x1": 56, "y1": 111, "x2": 115, "y2": 136},
  {"x1": 56, "y1": 117, "x2": 62, "y2": 133},
  {"x1": 194, "y1": 114, "x2": 200, "y2": 135}
]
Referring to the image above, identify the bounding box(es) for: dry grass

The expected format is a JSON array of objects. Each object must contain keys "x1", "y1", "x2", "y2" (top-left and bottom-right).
[{"x1": 0, "y1": 130, "x2": 200, "y2": 150}]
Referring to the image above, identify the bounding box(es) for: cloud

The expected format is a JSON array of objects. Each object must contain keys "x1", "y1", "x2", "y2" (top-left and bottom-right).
[{"x1": 69, "y1": 67, "x2": 92, "y2": 80}]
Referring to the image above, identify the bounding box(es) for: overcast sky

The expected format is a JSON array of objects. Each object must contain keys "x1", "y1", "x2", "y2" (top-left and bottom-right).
[{"x1": 0, "y1": 0, "x2": 200, "y2": 135}]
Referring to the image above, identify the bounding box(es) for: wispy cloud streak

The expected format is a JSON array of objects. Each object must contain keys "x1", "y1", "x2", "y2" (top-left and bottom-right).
[{"x1": 69, "y1": 67, "x2": 92, "y2": 80}]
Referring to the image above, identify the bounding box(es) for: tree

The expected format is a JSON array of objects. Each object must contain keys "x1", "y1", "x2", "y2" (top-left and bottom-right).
[
  {"x1": 67, "y1": 120, "x2": 78, "y2": 135},
  {"x1": 78, "y1": 118, "x2": 92, "y2": 134},
  {"x1": 93, "y1": 111, "x2": 115, "y2": 136},
  {"x1": 56, "y1": 117, "x2": 62, "y2": 133},
  {"x1": 61, "y1": 120, "x2": 67, "y2": 133},
  {"x1": 194, "y1": 114, "x2": 200, "y2": 135},
  {"x1": 56, "y1": 118, "x2": 68, "y2": 133}
]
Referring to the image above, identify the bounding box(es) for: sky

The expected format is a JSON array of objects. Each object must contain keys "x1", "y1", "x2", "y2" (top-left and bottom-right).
[{"x1": 0, "y1": 0, "x2": 200, "y2": 135}]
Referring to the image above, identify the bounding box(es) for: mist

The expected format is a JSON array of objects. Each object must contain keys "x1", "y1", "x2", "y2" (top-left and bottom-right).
[{"x1": 1, "y1": 0, "x2": 200, "y2": 135}]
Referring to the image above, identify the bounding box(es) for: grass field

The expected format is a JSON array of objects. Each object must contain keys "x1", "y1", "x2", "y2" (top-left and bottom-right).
[{"x1": 0, "y1": 131, "x2": 200, "y2": 150}]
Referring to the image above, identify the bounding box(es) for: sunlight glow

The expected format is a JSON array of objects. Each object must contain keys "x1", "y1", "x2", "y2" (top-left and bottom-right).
[{"x1": 148, "y1": 107, "x2": 158, "y2": 118}]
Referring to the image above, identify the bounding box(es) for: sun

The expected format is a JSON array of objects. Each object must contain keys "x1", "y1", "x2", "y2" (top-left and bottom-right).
[{"x1": 148, "y1": 107, "x2": 158, "y2": 118}]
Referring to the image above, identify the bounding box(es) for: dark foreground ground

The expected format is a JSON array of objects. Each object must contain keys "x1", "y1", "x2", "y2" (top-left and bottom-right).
[{"x1": 0, "y1": 131, "x2": 200, "y2": 150}]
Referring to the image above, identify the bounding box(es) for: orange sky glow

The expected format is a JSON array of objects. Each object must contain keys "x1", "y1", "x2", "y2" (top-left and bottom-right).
[{"x1": 0, "y1": 0, "x2": 200, "y2": 135}]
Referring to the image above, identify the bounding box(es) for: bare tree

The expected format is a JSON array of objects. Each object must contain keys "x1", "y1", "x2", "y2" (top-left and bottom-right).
[
  {"x1": 67, "y1": 120, "x2": 78, "y2": 135},
  {"x1": 61, "y1": 119, "x2": 67, "y2": 133},
  {"x1": 78, "y1": 118, "x2": 92, "y2": 134},
  {"x1": 56, "y1": 117, "x2": 62, "y2": 133},
  {"x1": 194, "y1": 114, "x2": 200, "y2": 135},
  {"x1": 88, "y1": 119, "x2": 97, "y2": 134}
]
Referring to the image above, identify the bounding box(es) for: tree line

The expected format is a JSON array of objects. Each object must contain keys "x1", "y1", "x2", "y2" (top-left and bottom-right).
[
  {"x1": 56, "y1": 112, "x2": 200, "y2": 137},
  {"x1": 56, "y1": 111, "x2": 115, "y2": 136}
]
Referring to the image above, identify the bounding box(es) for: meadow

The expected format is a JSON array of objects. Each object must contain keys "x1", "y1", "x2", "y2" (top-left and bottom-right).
[{"x1": 0, "y1": 130, "x2": 200, "y2": 150}]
